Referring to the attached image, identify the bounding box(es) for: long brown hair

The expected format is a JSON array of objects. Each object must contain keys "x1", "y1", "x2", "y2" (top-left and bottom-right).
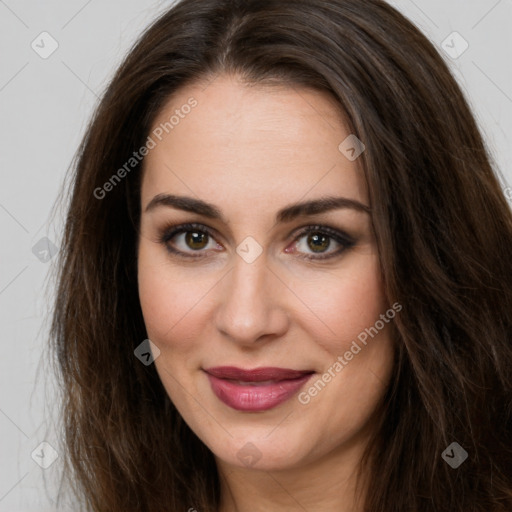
[{"x1": 48, "y1": 0, "x2": 512, "y2": 510}]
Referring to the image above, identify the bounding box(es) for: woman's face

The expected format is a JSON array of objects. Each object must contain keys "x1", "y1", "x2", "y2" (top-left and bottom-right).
[{"x1": 137, "y1": 74, "x2": 395, "y2": 472}]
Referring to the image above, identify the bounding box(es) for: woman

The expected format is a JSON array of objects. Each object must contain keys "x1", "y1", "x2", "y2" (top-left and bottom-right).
[{"x1": 49, "y1": 0, "x2": 512, "y2": 510}]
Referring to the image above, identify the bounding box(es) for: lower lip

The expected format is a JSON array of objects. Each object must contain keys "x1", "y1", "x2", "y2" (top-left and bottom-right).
[{"x1": 206, "y1": 373, "x2": 313, "y2": 412}]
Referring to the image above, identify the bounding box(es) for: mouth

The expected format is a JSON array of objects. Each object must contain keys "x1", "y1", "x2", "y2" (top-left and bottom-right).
[{"x1": 203, "y1": 366, "x2": 315, "y2": 412}]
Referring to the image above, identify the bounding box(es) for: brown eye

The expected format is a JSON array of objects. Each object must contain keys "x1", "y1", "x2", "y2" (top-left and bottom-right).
[
  {"x1": 185, "y1": 231, "x2": 209, "y2": 250},
  {"x1": 159, "y1": 223, "x2": 222, "y2": 259},
  {"x1": 160, "y1": 223, "x2": 354, "y2": 262},
  {"x1": 291, "y1": 225, "x2": 355, "y2": 261},
  {"x1": 306, "y1": 232, "x2": 331, "y2": 253}
]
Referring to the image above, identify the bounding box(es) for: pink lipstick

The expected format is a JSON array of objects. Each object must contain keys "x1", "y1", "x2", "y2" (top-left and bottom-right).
[{"x1": 204, "y1": 366, "x2": 314, "y2": 412}]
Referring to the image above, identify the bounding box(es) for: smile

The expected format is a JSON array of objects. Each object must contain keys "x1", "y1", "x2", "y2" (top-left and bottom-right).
[{"x1": 203, "y1": 366, "x2": 315, "y2": 412}]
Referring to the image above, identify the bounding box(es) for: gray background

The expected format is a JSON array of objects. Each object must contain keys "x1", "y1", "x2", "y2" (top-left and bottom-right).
[{"x1": 1, "y1": 0, "x2": 511, "y2": 510}]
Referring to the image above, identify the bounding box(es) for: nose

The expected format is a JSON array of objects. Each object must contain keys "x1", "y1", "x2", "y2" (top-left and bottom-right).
[{"x1": 214, "y1": 251, "x2": 290, "y2": 347}]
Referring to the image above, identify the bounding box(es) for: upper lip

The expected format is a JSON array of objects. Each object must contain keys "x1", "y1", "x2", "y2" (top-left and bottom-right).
[{"x1": 203, "y1": 366, "x2": 314, "y2": 382}]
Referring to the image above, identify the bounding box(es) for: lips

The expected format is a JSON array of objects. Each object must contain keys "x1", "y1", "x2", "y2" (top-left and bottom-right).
[{"x1": 204, "y1": 366, "x2": 314, "y2": 411}]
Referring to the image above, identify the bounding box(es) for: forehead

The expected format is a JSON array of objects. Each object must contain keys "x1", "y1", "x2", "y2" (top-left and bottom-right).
[{"x1": 140, "y1": 74, "x2": 367, "y2": 212}]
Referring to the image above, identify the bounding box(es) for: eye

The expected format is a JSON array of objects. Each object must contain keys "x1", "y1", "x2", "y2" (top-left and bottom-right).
[
  {"x1": 158, "y1": 223, "x2": 355, "y2": 261},
  {"x1": 288, "y1": 225, "x2": 355, "y2": 260},
  {"x1": 159, "y1": 223, "x2": 222, "y2": 259}
]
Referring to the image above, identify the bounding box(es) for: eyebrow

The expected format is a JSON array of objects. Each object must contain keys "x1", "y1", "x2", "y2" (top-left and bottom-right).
[{"x1": 144, "y1": 193, "x2": 371, "y2": 223}]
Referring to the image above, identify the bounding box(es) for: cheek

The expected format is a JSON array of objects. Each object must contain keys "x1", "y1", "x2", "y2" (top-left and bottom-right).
[
  {"x1": 290, "y1": 253, "x2": 388, "y2": 355},
  {"x1": 289, "y1": 257, "x2": 394, "y2": 460},
  {"x1": 137, "y1": 244, "x2": 211, "y2": 359}
]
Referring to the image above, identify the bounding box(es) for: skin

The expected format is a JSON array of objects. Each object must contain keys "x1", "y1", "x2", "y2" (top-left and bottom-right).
[{"x1": 137, "y1": 74, "x2": 395, "y2": 512}]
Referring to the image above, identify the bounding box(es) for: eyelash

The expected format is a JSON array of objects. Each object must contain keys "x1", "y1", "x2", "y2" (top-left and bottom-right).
[{"x1": 157, "y1": 222, "x2": 356, "y2": 261}]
